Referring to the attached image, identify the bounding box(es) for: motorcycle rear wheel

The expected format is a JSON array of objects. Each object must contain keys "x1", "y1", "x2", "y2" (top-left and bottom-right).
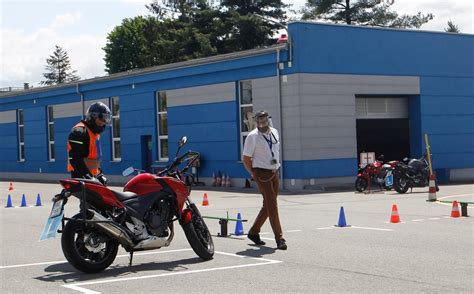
[
  {"x1": 182, "y1": 203, "x2": 214, "y2": 260},
  {"x1": 355, "y1": 177, "x2": 368, "y2": 192},
  {"x1": 61, "y1": 214, "x2": 119, "y2": 273},
  {"x1": 394, "y1": 176, "x2": 409, "y2": 194}
]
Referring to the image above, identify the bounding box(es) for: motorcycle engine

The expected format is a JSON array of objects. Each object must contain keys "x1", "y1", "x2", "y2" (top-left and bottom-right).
[{"x1": 145, "y1": 199, "x2": 171, "y2": 237}]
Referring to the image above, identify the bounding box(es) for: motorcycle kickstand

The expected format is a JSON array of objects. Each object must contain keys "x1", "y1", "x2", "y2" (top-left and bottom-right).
[{"x1": 129, "y1": 251, "x2": 134, "y2": 267}]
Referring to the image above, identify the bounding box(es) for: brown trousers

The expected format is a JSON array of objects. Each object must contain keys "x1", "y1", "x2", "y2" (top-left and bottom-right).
[{"x1": 248, "y1": 168, "x2": 283, "y2": 240}]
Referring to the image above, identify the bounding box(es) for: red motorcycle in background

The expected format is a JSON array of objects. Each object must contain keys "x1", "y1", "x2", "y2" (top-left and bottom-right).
[
  {"x1": 40, "y1": 136, "x2": 214, "y2": 273},
  {"x1": 355, "y1": 155, "x2": 399, "y2": 192}
]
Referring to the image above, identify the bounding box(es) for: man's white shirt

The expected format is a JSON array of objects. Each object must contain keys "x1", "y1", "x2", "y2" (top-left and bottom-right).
[{"x1": 242, "y1": 127, "x2": 280, "y2": 170}]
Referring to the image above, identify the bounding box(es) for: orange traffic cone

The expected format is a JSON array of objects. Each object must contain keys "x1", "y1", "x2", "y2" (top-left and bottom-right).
[
  {"x1": 202, "y1": 193, "x2": 209, "y2": 206},
  {"x1": 451, "y1": 201, "x2": 460, "y2": 218},
  {"x1": 390, "y1": 204, "x2": 401, "y2": 223},
  {"x1": 427, "y1": 174, "x2": 437, "y2": 201},
  {"x1": 8, "y1": 182, "x2": 13, "y2": 191}
]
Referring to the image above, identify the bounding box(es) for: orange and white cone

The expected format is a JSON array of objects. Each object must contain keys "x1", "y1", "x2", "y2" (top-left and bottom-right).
[
  {"x1": 390, "y1": 204, "x2": 401, "y2": 223},
  {"x1": 428, "y1": 174, "x2": 437, "y2": 201},
  {"x1": 202, "y1": 193, "x2": 209, "y2": 206},
  {"x1": 451, "y1": 201, "x2": 460, "y2": 218}
]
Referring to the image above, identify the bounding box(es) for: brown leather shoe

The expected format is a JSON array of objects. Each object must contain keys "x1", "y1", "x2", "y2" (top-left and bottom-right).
[
  {"x1": 276, "y1": 238, "x2": 287, "y2": 250},
  {"x1": 247, "y1": 233, "x2": 266, "y2": 245}
]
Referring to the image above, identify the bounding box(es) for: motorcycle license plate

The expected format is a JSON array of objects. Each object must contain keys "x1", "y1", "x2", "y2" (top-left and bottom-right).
[
  {"x1": 39, "y1": 199, "x2": 64, "y2": 241},
  {"x1": 385, "y1": 173, "x2": 393, "y2": 186}
]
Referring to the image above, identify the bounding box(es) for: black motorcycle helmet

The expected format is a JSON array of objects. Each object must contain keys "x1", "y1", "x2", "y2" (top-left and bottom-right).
[{"x1": 85, "y1": 102, "x2": 111, "y2": 134}]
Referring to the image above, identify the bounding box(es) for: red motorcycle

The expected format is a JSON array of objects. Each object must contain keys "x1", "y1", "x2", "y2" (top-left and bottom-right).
[
  {"x1": 355, "y1": 155, "x2": 398, "y2": 192},
  {"x1": 40, "y1": 137, "x2": 214, "y2": 273}
]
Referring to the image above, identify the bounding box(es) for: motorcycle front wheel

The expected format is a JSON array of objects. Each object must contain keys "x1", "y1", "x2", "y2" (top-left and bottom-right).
[
  {"x1": 394, "y1": 176, "x2": 409, "y2": 194},
  {"x1": 182, "y1": 203, "x2": 214, "y2": 260},
  {"x1": 355, "y1": 177, "x2": 368, "y2": 192},
  {"x1": 61, "y1": 214, "x2": 119, "y2": 273}
]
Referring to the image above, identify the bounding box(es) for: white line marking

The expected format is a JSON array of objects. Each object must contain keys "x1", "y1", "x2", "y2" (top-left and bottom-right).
[
  {"x1": 428, "y1": 218, "x2": 440, "y2": 220},
  {"x1": 412, "y1": 219, "x2": 424, "y2": 222},
  {"x1": 259, "y1": 229, "x2": 303, "y2": 235},
  {"x1": 443, "y1": 216, "x2": 451, "y2": 218},
  {"x1": 0, "y1": 260, "x2": 67, "y2": 269},
  {"x1": 62, "y1": 251, "x2": 282, "y2": 294},
  {"x1": 349, "y1": 226, "x2": 393, "y2": 232},
  {"x1": 315, "y1": 227, "x2": 335, "y2": 230},
  {"x1": 260, "y1": 237, "x2": 274, "y2": 241},
  {"x1": 0, "y1": 249, "x2": 192, "y2": 269}
]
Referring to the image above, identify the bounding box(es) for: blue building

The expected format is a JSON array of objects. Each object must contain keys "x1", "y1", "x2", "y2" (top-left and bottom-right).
[{"x1": 1, "y1": 22, "x2": 473, "y2": 190}]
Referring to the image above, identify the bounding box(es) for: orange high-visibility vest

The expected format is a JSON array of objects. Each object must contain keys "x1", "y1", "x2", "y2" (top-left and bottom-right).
[{"x1": 67, "y1": 122, "x2": 101, "y2": 176}]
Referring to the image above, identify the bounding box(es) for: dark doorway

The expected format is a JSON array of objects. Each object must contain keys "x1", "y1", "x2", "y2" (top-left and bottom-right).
[
  {"x1": 141, "y1": 135, "x2": 152, "y2": 173},
  {"x1": 356, "y1": 119, "x2": 410, "y2": 162}
]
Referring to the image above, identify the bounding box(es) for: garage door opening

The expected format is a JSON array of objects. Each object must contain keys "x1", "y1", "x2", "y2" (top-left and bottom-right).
[{"x1": 356, "y1": 97, "x2": 410, "y2": 163}]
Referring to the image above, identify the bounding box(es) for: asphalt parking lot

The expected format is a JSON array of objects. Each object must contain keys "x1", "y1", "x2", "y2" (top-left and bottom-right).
[{"x1": 1, "y1": 181, "x2": 473, "y2": 293}]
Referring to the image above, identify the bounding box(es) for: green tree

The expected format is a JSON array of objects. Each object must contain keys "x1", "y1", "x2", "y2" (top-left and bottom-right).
[
  {"x1": 40, "y1": 45, "x2": 80, "y2": 86},
  {"x1": 444, "y1": 20, "x2": 460, "y2": 33},
  {"x1": 104, "y1": 0, "x2": 290, "y2": 74},
  {"x1": 217, "y1": 0, "x2": 289, "y2": 53},
  {"x1": 301, "y1": 0, "x2": 433, "y2": 28},
  {"x1": 103, "y1": 16, "x2": 217, "y2": 74},
  {"x1": 146, "y1": 0, "x2": 289, "y2": 53}
]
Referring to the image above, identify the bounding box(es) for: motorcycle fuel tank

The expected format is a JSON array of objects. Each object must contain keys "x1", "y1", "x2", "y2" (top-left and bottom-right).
[{"x1": 124, "y1": 173, "x2": 163, "y2": 196}]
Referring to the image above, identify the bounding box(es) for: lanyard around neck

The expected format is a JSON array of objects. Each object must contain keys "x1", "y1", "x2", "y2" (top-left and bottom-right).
[{"x1": 262, "y1": 132, "x2": 277, "y2": 158}]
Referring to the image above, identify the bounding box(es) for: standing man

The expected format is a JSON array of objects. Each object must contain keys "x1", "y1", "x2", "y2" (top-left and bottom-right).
[
  {"x1": 67, "y1": 102, "x2": 111, "y2": 185},
  {"x1": 242, "y1": 110, "x2": 287, "y2": 250}
]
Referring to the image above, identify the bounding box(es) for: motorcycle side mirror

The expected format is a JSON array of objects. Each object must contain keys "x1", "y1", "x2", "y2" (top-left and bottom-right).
[
  {"x1": 122, "y1": 166, "x2": 135, "y2": 177},
  {"x1": 178, "y1": 136, "x2": 187, "y2": 148}
]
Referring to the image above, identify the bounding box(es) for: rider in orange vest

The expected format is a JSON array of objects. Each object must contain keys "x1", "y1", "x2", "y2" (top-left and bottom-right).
[{"x1": 67, "y1": 102, "x2": 111, "y2": 185}]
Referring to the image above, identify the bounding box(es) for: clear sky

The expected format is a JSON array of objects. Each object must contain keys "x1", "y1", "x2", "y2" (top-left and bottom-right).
[{"x1": 1, "y1": 0, "x2": 472, "y2": 88}]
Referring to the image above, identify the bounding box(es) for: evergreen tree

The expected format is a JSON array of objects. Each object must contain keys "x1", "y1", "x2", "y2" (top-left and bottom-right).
[
  {"x1": 103, "y1": 16, "x2": 217, "y2": 74},
  {"x1": 103, "y1": 0, "x2": 289, "y2": 74},
  {"x1": 444, "y1": 20, "x2": 460, "y2": 33},
  {"x1": 217, "y1": 0, "x2": 289, "y2": 53},
  {"x1": 41, "y1": 45, "x2": 80, "y2": 86},
  {"x1": 301, "y1": 0, "x2": 433, "y2": 28}
]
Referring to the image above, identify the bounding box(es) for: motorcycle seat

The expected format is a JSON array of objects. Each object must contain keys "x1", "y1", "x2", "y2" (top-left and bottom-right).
[{"x1": 112, "y1": 190, "x2": 137, "y2": 201}]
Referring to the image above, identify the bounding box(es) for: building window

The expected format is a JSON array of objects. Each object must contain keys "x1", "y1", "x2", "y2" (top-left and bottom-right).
[
  {"x1": 17, "y1": 109, "x2": 25, "y2": 161},
  {"x1": 156, "y1": 91, "x2": 168, "y2": 161},
  {"x1": 47, "y1": 106, "x2": 55, "y2": 161},
  {"x1": 110, "y1": 96, "x2": 121, "y2": 161},
  {"x1": 239, "y1": 80, "x2": 253, "y2": 153}
]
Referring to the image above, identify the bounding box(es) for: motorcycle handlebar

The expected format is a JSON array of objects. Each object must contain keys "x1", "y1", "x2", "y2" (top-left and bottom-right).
[{"x1": 157, "y1": 151, "x2": 200, "y2": 180}]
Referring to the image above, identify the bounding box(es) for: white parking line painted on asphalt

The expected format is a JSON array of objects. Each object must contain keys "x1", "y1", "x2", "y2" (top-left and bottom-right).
[
  {"x1": 62, "y1": 251, "x2": 282, "y2": 294},
  {"x1": 348, "y1": 226, "x2": 393, "y2": 232},
  {"x1": 315, "y1": 227, "x2": 335, "y2": 230},
  {"x1": 259, "y1": 229, "x2": 303, "y2": 235},
  {"x1": 0, "y1": 249, "x2": 193, "y2": 269},
  {"x1": 428, "y1": 218, "x2": 441, "y2": 220},
  {"x1": 437, "y1": 194, "x2": 474, "y2": 207},
  {"x1": 412, "y1": 219, "x2": 424, "y2": 222}
]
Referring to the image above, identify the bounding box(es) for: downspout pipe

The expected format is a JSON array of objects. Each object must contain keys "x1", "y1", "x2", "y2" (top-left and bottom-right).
[
  {"x1": 76, "y1": 83, "x2": 84, "y2": 119},
  {"x1": 276, "y1": 49, "x2": 284, "y2": 190}
]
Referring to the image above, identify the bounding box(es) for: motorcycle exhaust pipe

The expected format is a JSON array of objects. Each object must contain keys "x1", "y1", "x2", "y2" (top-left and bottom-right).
[{"x1": 88, "y1": 209, "x2": 134, "y2": 247}]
